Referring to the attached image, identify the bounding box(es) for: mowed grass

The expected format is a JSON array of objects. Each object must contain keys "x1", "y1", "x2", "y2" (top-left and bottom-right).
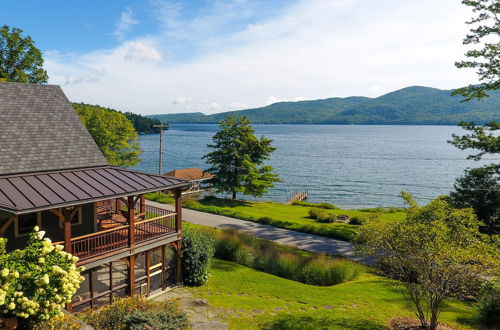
[
  {"x1": 190, "y1": 259, "x2": 482, "y2": 330},
  {"x1": 146, "y1": 193, "x2": 406, "y2": 241}
]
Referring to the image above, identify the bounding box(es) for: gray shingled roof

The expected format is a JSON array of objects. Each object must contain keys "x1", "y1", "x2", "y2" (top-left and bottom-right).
[{"x1": 0, "y1": 82, "x2": 108, "y2": 175}]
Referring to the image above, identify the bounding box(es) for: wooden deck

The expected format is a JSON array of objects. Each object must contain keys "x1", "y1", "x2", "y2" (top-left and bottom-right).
[{"x1": 66, "y1": 203, "x2": 177, "y2": 262}]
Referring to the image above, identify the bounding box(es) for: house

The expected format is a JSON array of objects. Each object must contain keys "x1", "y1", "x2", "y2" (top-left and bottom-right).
[
  {"x1": 0, "y1": 82, "x2": 190, "y2": 312},
  {"x1": 165, "y1": 167, "x2": 213, "y2": 192}
]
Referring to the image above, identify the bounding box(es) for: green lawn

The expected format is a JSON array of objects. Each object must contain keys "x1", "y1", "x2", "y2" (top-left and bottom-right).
[
  {"x1": 189, "y1": 259, "x2": 482, "y2": 330},
  {"x1": 146, "y1": 193, "x2": 405, "y2": 241}
]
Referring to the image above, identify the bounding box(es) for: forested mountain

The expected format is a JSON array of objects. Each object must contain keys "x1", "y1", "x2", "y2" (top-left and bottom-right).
[
  {"x1": 149, "y1": 86, "x2": 500, "y2": 125},
  {"x1": 72, "y1": 103, "x2": 167, "y2": 133}
]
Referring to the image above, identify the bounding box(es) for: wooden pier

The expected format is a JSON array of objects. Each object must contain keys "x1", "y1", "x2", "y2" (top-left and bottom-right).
[{"x1": 286, "y1": 190, "x2": 308, "y2": 204}]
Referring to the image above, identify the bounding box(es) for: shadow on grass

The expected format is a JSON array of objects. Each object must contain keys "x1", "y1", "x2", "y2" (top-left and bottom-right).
[
  {"x1": 211, "y1": 260, "x2": 240, "y2": 272},
  {"x1": 262, "y1": 315, "x2": 386, "y2": 330}
]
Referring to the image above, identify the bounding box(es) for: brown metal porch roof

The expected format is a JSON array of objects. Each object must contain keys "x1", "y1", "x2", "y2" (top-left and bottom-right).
[{"x1": 0, "y1": 166, "x2": 189, "y2": 214}]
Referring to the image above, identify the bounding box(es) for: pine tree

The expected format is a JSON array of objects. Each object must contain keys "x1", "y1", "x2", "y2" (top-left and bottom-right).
[{"x1": 203, "y1": 116, "x2": 281, "y2": 199}]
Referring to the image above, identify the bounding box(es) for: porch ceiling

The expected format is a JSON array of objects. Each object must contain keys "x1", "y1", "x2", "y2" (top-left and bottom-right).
[{"x1": 0, "y1": 166, "x2": 189, "y2": 214}]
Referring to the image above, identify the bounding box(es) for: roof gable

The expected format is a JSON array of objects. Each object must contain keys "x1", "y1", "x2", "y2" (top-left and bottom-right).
[{"x1": 0, "y1": 82, "x2": 108, "y2": 175}]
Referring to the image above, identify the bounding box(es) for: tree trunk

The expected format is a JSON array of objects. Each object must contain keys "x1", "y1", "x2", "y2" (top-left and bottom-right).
[{"x1": 232, "y1": 190, "x2": 237, "y2": 199}]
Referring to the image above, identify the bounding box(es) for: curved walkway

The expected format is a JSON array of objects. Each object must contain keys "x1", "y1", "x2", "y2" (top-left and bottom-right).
[{"x1": 147, "y1": 200, "x2": 364, "y2": 263}]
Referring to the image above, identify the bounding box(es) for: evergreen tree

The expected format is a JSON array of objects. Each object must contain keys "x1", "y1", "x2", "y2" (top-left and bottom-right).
[
  {"x1": 203, "y1": 116, "x2": 281, "y2": 199},
  {"x1": 448, "y1": 121, "x2": 500, "y2": 235},
  {"x1": 453, "y1": 0, "x2": 499, "y2": 100}
]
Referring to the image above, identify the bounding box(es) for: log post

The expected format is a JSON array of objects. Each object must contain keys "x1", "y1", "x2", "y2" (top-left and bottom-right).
[
  {"x1": 174, "y1": 188, "x2": 182, "y2": 235},
  {"x1": 129, "y1": 254, "x2": 136, "y2": 295},
  {"x1": 174, "y1": 241, "x2": 182, "y2": 284},
  {"x1": 127, "y1": 196, "x2": 136, "y2": 295},
  {"x1": 63, "y1": 209, "x2": 72, "y2": 254},
  {"x1": 140, "y1": 194, "x2": 145, "y2": 214},
  {"x1": 173, "y1": 188, "x2": 183, "y2": 284},
  {"x1": 128, "y1": 196, "x2": 135, "y2": 248}
]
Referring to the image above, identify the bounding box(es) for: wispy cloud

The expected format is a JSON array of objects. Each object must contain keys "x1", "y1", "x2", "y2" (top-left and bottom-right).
[
  {"x1": 45, "y1": 0, "x2": 477, "y2": 115},
  {"x1": 113, "y1": 8, "x2": 139, "y2": 40}
]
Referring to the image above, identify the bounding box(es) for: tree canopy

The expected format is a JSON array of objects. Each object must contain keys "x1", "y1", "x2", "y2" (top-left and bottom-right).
[
  {"x1": 356, "y1": 193, "x2": 498, "y2": 330},
  {"x1": 74, "y1": 103, "x2": 141, "y2": 167},
  {"x1": 0, "y1": 25, "x2": 48, "y2": 83},
  {"x1": 203, "y1": 116, "x2": 281, "y2": 199},
  {"x1": 454, "y1": 0, "x2": 500, "y2": 100},
  {"x1": 72, "y1": 103, "x2": 166, "y2": 134},
  {"x1": 447, "y1": 121, "x2": 500, "y2": 235}
]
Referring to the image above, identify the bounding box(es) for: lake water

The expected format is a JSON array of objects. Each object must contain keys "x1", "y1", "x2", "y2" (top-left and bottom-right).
[{"x1": 131, "y1": 124, "x2": 497, "y2": 208}]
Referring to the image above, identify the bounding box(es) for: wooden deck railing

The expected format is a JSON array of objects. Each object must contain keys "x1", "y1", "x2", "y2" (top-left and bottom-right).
[
  {"x1": 68, "y1": 204, "x2": 177, "y2": 262},
  {"x1": 71, "y1": 225, "x2": 129, "y2": 260}
]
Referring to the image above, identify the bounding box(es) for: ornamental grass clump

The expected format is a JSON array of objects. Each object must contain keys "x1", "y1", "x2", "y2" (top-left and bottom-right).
[
  {"x1": 212, "y1": 228, "x2": 360, "y2": 286},
  {"x1": 0, "y1": 227, "x2": 84, "y2": 322}
]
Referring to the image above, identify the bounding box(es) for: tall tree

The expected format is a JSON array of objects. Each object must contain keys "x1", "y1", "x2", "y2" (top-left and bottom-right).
[
  {"x1": 448, "y1": 121, "x2": 500, "y2": 235},
  {"x1": 356, "y1": 193, "x2": 498, "y2": 330},
  {"x1": 74, "y1": 103, "x2": 141, "y2": 167},
  {"x1": 203, "y1": 115, "x2": 281, "y2": 199},
  {"x1": 453, "y1": 0, "x2": 499, "y2": 100},
  {"x1": 0, "y1": 25, "x2": 48, "y2": 83}
]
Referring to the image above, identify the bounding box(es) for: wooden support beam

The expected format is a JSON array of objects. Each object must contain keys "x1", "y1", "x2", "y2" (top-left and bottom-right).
[
  {"x1": 0, "y1": 216, "x2": 17, "y2": 236},
  {"x1": 174, "y1": 240, "x2": 182, "y2": 284},
  {"x1": 63, "y1": 208, "x2": 72, "y2": 254},
  {"x1": 174, "y1": 188, "x2": 182, "y2": 235},
  {"x1": 129, "y1": 254, "x2": 136, "y2": 295},
  {"x1": 140, "y1": 195, "x2": 145, "y2": 215},
  {"x1": 127, "y1": 196, "x2": 135, "y2": 249}
]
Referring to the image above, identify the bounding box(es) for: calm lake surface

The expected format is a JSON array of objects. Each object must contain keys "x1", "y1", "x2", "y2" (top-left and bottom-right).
[{"x1": 132, "y1": 125, "x2": 497, "y2": 208}]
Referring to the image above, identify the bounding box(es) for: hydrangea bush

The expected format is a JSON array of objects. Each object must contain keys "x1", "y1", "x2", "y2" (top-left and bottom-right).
[{"x1": 0, "y1": 227, "x2": 84, "y2": 321}]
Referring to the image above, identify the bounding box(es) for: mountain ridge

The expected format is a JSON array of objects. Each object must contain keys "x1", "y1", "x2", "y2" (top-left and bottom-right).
[{"x1": 148, "y1": 86, "x2": 500, "y2": 125}]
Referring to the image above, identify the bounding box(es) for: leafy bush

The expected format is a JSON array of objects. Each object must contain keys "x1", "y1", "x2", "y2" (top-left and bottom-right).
[
  {"x1": 309, "y1": 208, "x2": 336, "y2": 223},
  {"x1": 479, "y1": 280, "x2": 500, "y2": 327},
  {"x1": 234, "y1": 247, "x2": 254, "y2": 267},
  {"x1": 0, "y1": 228, "x2": 84, "y2": 321},
  {"x1": 349, "y1": 216, "x2": 367, "y2": 225},
  {"x1": 211, "y1": 228, "x2": 359, "y2": 286},
  {"x1": 125, "y1": 309, "x2": 189, "y2": 330},
  {"x1": 182, "y1": 228, "x2": 215, "y2": 286},
  {"x1": 80, "y1": 296, "x2": 188, "y2": 330},
  {"x1": 30, "y1": 312, "x2": 85, "y2": 330}
]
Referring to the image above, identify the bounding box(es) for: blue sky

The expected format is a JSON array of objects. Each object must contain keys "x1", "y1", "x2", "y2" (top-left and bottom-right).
[{"x1": 0, "y1": 0, "x2": 478, "y2": 115}]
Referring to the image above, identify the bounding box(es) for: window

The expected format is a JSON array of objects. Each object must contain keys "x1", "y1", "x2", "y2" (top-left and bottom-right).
[
  {"x1": 58, "y1": 208, "x2": 83, "y2": 228},
  {"x1": 15, "y1": 212, "x2": 41, "y2": 237}
]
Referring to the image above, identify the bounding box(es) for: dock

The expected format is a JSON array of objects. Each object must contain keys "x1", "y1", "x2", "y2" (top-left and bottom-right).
[{"x1": 286, "y1": 190, "x2": 308, "y2": 204}]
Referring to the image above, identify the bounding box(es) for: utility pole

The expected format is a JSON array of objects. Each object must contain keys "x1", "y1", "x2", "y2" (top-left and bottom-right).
[{"x1": 153, "y1": 124, "x2": 169, "y2": 175}]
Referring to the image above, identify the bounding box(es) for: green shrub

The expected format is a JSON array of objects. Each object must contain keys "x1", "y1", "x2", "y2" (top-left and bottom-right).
[
  {"x1": 125, "y1": 309, "x2": 189, "y2": 330},
  {"x1": 309, "y1": 208, "x2": 336, "y2": 223},
  {"x1": 182, "y1": 228, "x2": 215, "y2": 286},
  {"x1": 80, "y1": 296, "x2": 188, "y2": 330},
  {"x1": 316, "y1": 212, "x2": 336, "y2": 223},
  {"x1": 308, "y1": 208, "x2": 322, "y2": 219},
  {"x1": 479, "y1": 280, "x2": 500, "y2": 327},
  {"x1": 258, "y1": 216, "x2": 273, "y2": 224},
  {"x1": 30, "y1": 312, "x2": 84, "y2": 330},
  {"x1": 349, "y1": 216, "x2": 367, "y2": 225},
  {"x1": 234, "y1": 247, "x2": 255, "y2": 267}
]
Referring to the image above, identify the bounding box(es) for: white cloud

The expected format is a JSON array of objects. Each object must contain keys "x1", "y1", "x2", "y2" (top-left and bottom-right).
[
  {"x1": 45, "y1": 0, "x2": 478, "y2": 115},
  {"x1": 172, "y1": 97, "x2": 192, "y2": 104},
  {"x1": 122, "y1": 41, "x2": 163, "y2": 62},
  {"x1": 113, "y1": 8, "x2": 139, "y2": 40}
]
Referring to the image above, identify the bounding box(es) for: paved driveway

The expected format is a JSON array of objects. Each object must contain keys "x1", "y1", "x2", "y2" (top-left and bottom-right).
[{"x1": 148, "y1": 200, "x2": 366, "y2": 263}]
